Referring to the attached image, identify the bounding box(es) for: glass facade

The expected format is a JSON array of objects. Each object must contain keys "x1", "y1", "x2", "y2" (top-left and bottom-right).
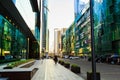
[
  {"x1": 74, "y1": 0, "x2": 86, "y2": 18},
  {"x1": 35, "y1": 13, "x2": 40, "y2": 43},
  {"x1": 74, "y1": 1, "x2": 90, "y2": 56},
  {"x1": 12, "y1": 0, "x2": 16, "y2": 4},
  {"x1": 35, "y1": 26, "x2": 40, "y2": 42},
  {"x1": 93, "y1": 0, "x2": 120, "y2": 55},
  {"x1": 41, "y1": 0, "x2": 48, "y2": 53},
  {"x1": 75, "y1": 7, "x2": 91, "y2": 56},
  {"x1": 62, "y1": 23, "x2": 75, "y2": 56},
  {"x1": 0, "y1": 15, "x2": 27, "y2": 58},
  {"x1": 65, "y1": 28, "x2": 71, "y2": 55}
]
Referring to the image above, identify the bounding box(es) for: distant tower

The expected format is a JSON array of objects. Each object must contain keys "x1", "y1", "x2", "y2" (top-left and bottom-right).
[
  {"x1": 54, "y1": 28, "x2": 61, "y2": 55},
  {"x1": 41, "y1": 0, "x2": 48, "y2": 53},
  {"x1": 46, "y1": 29, "x2": 49, "y2": 53}
]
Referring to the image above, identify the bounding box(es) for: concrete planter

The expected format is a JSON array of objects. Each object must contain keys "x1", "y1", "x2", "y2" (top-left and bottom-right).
[
  {"x1": 64, "y1": 62, "x2": 70, "y2": 69},
  {"x1": 3, "y1": 66, "x2": 13, "y2": 69},
  {"x1": 1, "y1": 61, "x2": 38, "y2": 80},
  {"x1": 87, "y1": 72, "x2": 100, "y2": 80},
  {"x1": 59, "y1": 60, "x2": 64, "y2": 65},
  {"x1": 71, "y1": 64, "x2": 80, "y2": 73}
]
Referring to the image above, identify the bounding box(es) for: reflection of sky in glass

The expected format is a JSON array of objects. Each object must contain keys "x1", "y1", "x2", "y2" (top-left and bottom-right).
[
  {"x1": 15, "y1": 0, "x2": 35, "y2": 30},
  {"x1": 94, "y1": 0, "x2": 105, "y2": 25},
  {"x1": 74, "y1": 0, "x2": 89, "y2": 17},
  {"x1": 44, "y1": 0, "x2": 48, "y2": 15},
  {"x1": 12, "y1": 0, "x2": 16, "y2": 4}
]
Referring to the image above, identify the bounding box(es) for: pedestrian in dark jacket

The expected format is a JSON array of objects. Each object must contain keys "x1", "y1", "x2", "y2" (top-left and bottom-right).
[{"x1": 54, "y1": 55, "x2": 58, "y2": 64}]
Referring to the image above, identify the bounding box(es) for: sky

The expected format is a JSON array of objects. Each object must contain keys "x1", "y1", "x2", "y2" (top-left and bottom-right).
[
  {"x1": 48, "y1": 0, "x2": 75, "y2": 52},
  {"x1": 48, "y1": 0, "x2": 74, "y2": 29}
]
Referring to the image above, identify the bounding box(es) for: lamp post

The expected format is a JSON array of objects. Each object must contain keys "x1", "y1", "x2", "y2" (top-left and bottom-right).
[
  {"x1": 90, "y1": 0, "x2": 97, "y2": 80},
  {"x1": 27, "y1": 38, "x2": 29, "y2": 59}
]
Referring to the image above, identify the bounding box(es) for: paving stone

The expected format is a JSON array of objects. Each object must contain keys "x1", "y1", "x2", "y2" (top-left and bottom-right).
[{"x1": 31, "y1": 59, "x2": 84, "y2": 80}]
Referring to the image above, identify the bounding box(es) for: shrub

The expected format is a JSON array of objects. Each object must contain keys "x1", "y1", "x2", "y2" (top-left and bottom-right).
[
  {"x1": 58, "y1": 60, "x2": 64, "y2": 65},
  {"x1": 87, "y1": 72, "x2": 100, "y2": 80},
  {"x1": 71, "y1": 64, "x2": 81, "y2": 73},
  {"x1": 3, "y1": 59, "x2": 34, "y2": 69},
  {"x1": 3, "y1": 64, "x2": 14, "y2": 69},
  {"x1": 64, "y1": 62, "x2": 70, "y2": 68}
]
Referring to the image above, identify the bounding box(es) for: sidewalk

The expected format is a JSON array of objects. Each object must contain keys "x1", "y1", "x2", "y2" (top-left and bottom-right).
[{"x1": 31, "y1": 59, "x2": 84, "y2": 80}]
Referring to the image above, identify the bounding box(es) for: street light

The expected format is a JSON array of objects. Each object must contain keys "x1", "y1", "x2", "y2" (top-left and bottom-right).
[
  {"x1": 27, "y1": 38, "x2": 29, "y2": 59},
  {"x1": 90, "y1": 0, "x2": 97, "y2": 80}
]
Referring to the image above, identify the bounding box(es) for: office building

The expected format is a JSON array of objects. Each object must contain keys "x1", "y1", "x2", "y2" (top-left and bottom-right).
[
  {"x1": 46, "y1": 29, "x2": 49, "y2": 53},
  {"x1": 54, "y1": 28, "x2": 61, "y2": 56},
  {"x1": 93, "y1": 0, "x2": 120, "y2": 55},
  {"x1": 41, "y1": 0, "x2": 48, "y2": 53},
  {"x1": 0, "y1": 0, "x2": 39, "y2": 59},
  {"x1": 74, "y1": 0, "x2": 86, "y2": 18}
]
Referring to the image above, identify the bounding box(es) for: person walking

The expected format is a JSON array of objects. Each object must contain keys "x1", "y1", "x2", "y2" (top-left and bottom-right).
[{"x1": 53, "y1": 55, "x2": 58, "y2": 64}]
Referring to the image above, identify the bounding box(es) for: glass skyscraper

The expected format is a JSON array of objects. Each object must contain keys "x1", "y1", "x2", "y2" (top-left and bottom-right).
[
  {"x1": 74, "y1": 0, "x2": 86, "y2": 18},
  {"x1": 41, "y1": 0, "x2": 48, "y2": 53},
  {"x1": 93, "y1": 0, "x2": 120, "y2": 55},
  {"x1": 0, "y1": 0, "x2": 40, "y2": 59},
  {"x1": 0, "y1": 15, "x2": 27, "y2": 58}
]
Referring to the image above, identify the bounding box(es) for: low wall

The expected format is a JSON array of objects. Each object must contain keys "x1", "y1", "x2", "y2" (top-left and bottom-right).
[{"x1": 0, "y1": 61, "x2": 38, "y2": 80}]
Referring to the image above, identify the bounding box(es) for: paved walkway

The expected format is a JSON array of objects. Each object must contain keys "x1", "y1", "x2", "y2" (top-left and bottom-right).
[{"x1": 31, "y1": 59, "x2": 84, "y2": 80}]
